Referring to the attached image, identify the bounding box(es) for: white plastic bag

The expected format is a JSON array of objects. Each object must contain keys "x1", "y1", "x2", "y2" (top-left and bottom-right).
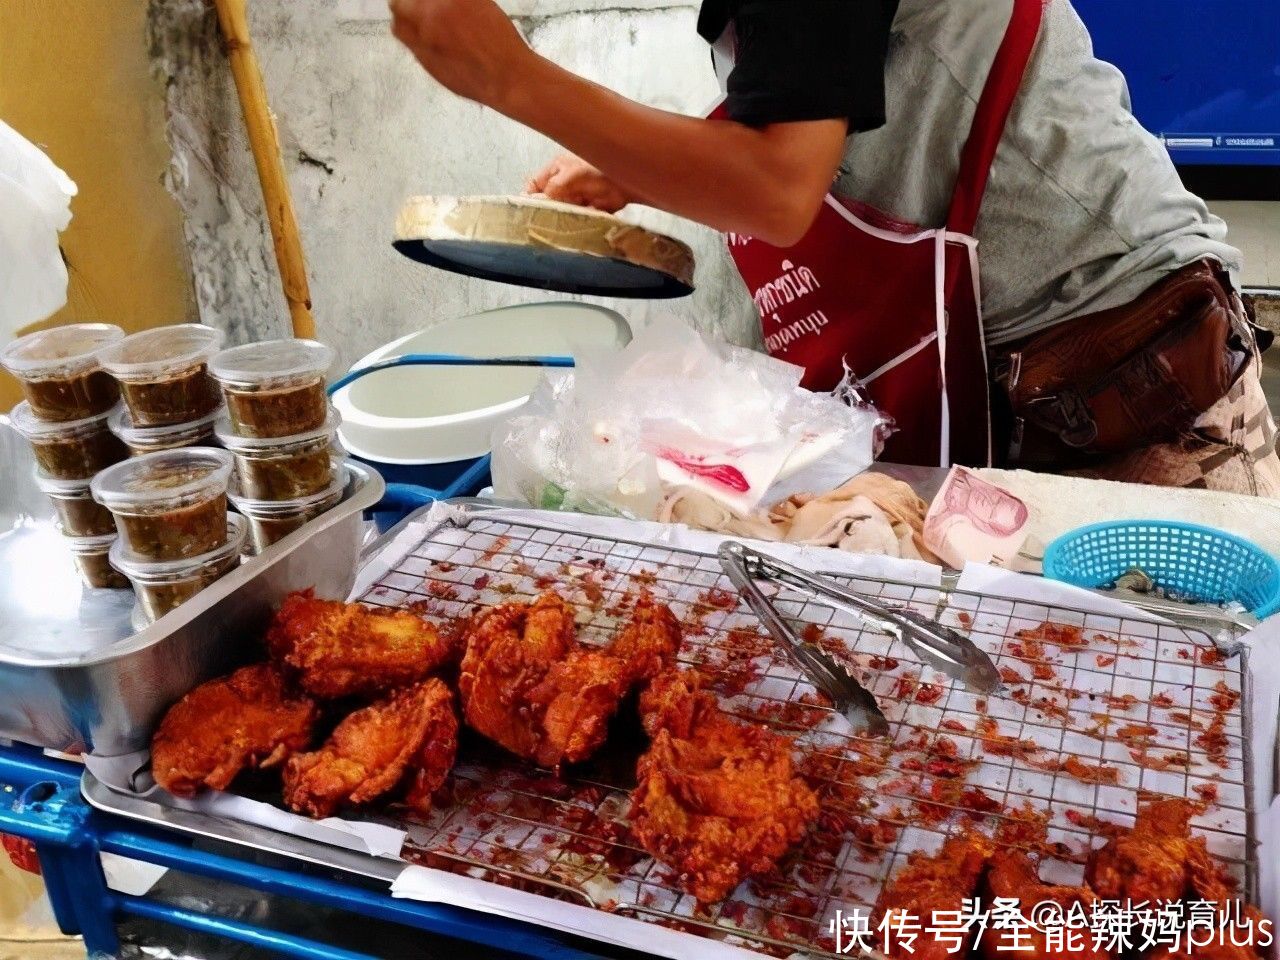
[
  {"x1": 0, "y1": 119, "x2": 77, "y2": 343},
  {"x1": 491, "y1": 317, "x2": 888, "y2": 519}
]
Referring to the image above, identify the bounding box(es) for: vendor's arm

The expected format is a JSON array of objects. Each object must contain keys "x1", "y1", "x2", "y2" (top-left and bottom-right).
[
  {"x1": 389, "y1": 0, "x2": 892, "y2": 247},
  {"x1": 512, "y1": 73, "x2": 846, "y2": 247}
]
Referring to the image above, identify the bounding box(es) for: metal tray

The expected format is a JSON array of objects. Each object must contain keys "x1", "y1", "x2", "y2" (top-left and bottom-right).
[
  {"x1": 83, "y1": 502, "x2": 1265, "y2": 960},
  {"x1": 0, "y1": 417, "x2": 384, "y2": 757}
]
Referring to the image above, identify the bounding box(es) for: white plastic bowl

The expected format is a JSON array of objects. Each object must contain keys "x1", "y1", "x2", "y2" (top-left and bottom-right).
[{"x1": 332, "y1": 302, "x2": 631, "y2": 467}]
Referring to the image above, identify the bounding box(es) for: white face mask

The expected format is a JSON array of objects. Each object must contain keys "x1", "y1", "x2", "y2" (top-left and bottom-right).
[{"x1": 0, "y1": 119, "x2": 77, "y2": 345}]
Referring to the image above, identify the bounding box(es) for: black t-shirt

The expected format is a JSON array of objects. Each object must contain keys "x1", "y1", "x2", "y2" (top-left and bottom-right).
[{"x1": 698, "y1": 0, "x2": 899, "y2": 132}]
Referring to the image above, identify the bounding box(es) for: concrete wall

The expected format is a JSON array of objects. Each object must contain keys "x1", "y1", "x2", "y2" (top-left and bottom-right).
[
  {"x1": 0, "y1": 0, "x2": 197, "y2": 411},
  {"x1": 145, "y1": 0, "x2": 1280, "y2": 378},
  {"x1": 147, "y1": 0, "x2": 758, "y2": 370}
]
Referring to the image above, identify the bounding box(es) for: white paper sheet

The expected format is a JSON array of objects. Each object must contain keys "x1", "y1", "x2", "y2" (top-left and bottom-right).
[
  {"x1": 100, "y1": 852, "x2": 169, "y2": 897},
  {"x1": 392, "y1": 866, "x2": 767, "y2": 960}
]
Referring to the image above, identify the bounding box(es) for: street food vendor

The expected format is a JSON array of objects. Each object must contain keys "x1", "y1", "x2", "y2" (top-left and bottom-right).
[{"x1": 388, "y1": 0, "x2": 1280, "y2": 496}]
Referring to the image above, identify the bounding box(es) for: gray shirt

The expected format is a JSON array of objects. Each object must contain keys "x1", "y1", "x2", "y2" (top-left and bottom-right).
[{"x1": 717, "y1": 0, "x2": 1242, "y2": 346}]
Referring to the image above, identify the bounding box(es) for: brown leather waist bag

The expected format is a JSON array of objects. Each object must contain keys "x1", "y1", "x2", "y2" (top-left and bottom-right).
[{"x1": 1001, "y1": 260, "x2": 1254, "y2": 462}]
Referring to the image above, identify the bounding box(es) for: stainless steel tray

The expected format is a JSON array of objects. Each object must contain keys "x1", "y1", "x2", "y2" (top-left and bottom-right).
[
  {"x1": 83, "y1": 502, "x2": 1267, "y2": 960},
  {"x1": 0, "y1": 417, "x2": 384, "y2": 756}
]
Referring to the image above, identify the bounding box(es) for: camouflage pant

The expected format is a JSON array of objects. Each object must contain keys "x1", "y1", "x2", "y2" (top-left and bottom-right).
[{"x1": 1070, "y1": 362, "x2": 1280, "y2": 497}]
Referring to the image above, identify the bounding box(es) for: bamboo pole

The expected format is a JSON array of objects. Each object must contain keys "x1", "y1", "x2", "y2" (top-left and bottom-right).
[{"x1": 211, "y1": 0, "x2": 316, "y2": 339}]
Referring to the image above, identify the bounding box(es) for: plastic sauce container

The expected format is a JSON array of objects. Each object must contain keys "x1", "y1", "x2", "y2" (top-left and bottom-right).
[
  {"x1": 35, "y1": 474, "x2": 118, "y2": 538},
  {"x1": 0, "y1": 323, "x2": 124, "y2": 422},
  {"x1": 91, "y1": 447, "x2": 233, "y2": 561},
  {"x1": 111, "y1": 514, "x2": 246, "y2": 622},
  {"x1": 68, "y1": 533, "x2": 131, "y2": 590},
  {"x1": 228, "y1": 467, "x2": 346, "y2": 553},
  {"x1": 12, "y1": 402, "x2": 129, "y2": 481},
  {"x1": 109, "y1": 404, "x2": 221, "y2": 457},
  {"x1": 215, "y1": 406, "x2": 340, "y2": 500},
  {"x1": 210, "y1": 339, "x2": 334, "y2": 439},
  {"x1": 96, "y1": 324, "x2": 225, "y2": 427}
]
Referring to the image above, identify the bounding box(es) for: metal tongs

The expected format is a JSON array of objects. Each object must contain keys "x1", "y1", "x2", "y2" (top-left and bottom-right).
[{"x1": 717, "y1": 542, "x2": 1003, "y2": 736}]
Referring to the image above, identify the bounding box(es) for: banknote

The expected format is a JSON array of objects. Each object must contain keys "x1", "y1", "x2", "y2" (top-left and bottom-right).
[{"x1": 923, "y1": 466, "x2": 1029, "y2": 569}]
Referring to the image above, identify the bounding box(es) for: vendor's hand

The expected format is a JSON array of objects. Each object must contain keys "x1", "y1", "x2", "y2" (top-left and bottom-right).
[
  {"x1": 525, "y1": 154, "x2": 634, "y2": 213},
  {"x1": 389, "y1": 0, "x2": 536, "y2": 110}
]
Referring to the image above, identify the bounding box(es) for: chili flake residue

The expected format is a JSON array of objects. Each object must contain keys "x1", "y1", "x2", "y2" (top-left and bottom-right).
[
  {"x1": 999, "y1": 666, "x2": 1027, "y2": 685},
  {"x1": 1059, "y1": 755, "x2": 1120, "y2": 785},
  {"x1": 1192, "y1": 781, "x2": 1220, "y2": 808},
  {"x1": 1200, "y1": 648, "x2": 1227, "y2": 668},
  {"x1": 1064, "y1": 808, "x2": 1127, "y2": 838},
  {"x1": 1130, "y1": 750, "x2": 1190, "y2": 772},
  {"x1": 480, "y1": 535, "x2": 511, "y2": 563},
  {"x1": 425, "y1": 579, "x2": 459, "y2": 600},
  {"x1": 1208, "y1": 681, "x2": 1240, "y2": 713},
  {"x1": 1015, "y1": 621, "x2": 1090, "y2": 649},
  {"x1": 975, "y1": 715, "x2": 1039, "y2": 761},
  {"x1": 1115, "y1": 723, "x2": 1158, "y2": 747},
  {"x1": 698, "y1": 588, "x2": 737, "y2": 611}
]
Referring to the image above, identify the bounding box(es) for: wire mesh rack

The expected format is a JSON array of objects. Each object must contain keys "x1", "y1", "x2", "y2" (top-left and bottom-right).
[{"x1": 355, "y1": 510, "x2": 1256, "y2": 959}]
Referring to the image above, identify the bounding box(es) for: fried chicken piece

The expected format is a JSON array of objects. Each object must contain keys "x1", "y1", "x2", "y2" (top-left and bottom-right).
[
  {"x1": 459, "y1": 592, "x2": 682, "y2": 770},
  {"x1": 459, "y1": 592, "x2": 583, "y2": 764},
  {"x1": 283, "y1": 678, "x2": 458, "y2": 819},
  {"x1": 151, "y1": 664, "x2": 318, "y2": 797},
  {"x1": 1087, "y1": 799, "x2": 1266, "y2": 959},
  {"x1": 1087, "y1": 798, "x2": 1203, "y2": 904},
  {"x1": 629, "y1": 672, "x2": 819, "y2": 904},
  {"x1": 980, "y1": 850, "x2": 1110, "y2": 960},
  {"x1": 610, "y1": 594, "x2": 683, "y2": 685},
  {"x1": 527, "y1": 649, "x2": 632, "y2": 768},
  {"x1": 638, "y1": 668, "x2": 717, "y2": 740},
  {"x1": 875, "y1": 833, "x2": 994, "y2": 960},
  {"x1": 266, "y1": 590, "x2": 458, "y2": 699}
]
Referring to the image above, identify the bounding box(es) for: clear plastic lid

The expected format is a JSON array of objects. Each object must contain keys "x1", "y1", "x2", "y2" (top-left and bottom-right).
[
  {"x1": 0, "y1": 323, "x2": 124, "y2": 378},
  {"x1": 209, "y1": 339, "x2": 335, "y2": 390},
  {"x1": 34, "y1": 471, "x2": 94, "y2": 498},
  {"x1": 108, "y1": 403, "x2": 223, "y2": 447},
  {"x1": 213, "y1": 404, "x2": 341, "y2": 453},
  {"x1": 96, "y1": 324, "x2": 226, "y2": 381},
  {"x1": 109, "y1": 513, "x2": 246, "y2": 583},
  {"x1": 11, "y1": 401, "x2": 118, "y2": 441},
  {"x1": 90, "y1": 447, "x2": 233, "y2": 512},
  {"x1": 66, "y1": 531, "x2": 119, "y2": 556},
  {"x1": 227, "y1": 462, "x2": 347, "y2": 517}
]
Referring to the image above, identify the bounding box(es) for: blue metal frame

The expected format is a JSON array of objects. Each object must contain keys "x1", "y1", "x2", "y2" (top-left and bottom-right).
[
  {"x1": 0, "y1": 744, "x2": 615, "y2": 960},
  {"x1": 369, "y1": 453, "x2": 494, "y2": 532}
]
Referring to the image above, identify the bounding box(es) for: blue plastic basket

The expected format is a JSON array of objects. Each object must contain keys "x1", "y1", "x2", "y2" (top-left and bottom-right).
[{"x1": 1043, "y1": 520, "x2": 1280, "y2": 618}]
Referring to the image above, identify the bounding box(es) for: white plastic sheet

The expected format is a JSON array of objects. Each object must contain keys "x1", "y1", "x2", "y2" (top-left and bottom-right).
[
  {"x1": 492, "y1": 317, "x2": 887, "y2": 519},
  {"x1": 0, "y1": 119, "x2": 76, "y2": 343}
]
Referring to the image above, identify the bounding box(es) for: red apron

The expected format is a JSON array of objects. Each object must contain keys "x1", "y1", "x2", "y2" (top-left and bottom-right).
[{"x1": 716, "y1": 0, "x2": 1045, "y2": 468}]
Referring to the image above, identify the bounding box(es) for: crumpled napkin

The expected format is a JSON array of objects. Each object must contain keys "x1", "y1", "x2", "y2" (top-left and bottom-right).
[{"x1": 659, "y1": 472, "x2": 941, "y2": 563}]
